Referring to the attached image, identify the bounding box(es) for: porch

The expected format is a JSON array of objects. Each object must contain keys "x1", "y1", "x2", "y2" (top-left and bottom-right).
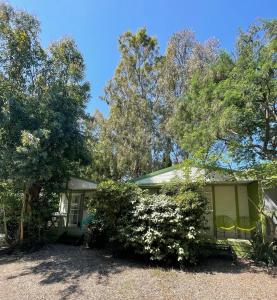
[{"x1": 46, "y1": 177, "x2": 97, "y2": 241}]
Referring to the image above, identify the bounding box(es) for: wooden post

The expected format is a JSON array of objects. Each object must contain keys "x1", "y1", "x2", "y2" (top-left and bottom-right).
[
  {"x1": 212, "y1": 185, "x2": 217, "y2": 239},
  {"x1": 66, "y1": 191, "x2": 72, "y2": 232},
  {"x1": 78, "y1": 193, "x2": 85, "y2": 228},
  {"x1": 234, "y1": 185, "x2": 240, "y2": 238},
  {"x1": 258, "y1": 181, "x2": 267, "y2": 242}
]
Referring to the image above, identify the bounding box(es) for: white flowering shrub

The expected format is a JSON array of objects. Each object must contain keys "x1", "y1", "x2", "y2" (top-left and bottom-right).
[
  {"x1": 90, "y1": 180, "x2": 207, "y2": 265},
  {"x1": 118, "y1": 188, "x2": 207, "y2": 265}
]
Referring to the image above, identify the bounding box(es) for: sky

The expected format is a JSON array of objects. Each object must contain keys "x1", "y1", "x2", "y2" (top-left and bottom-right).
[{"x1": 7, "y1": 0, "x2": 277, "y2": 116}]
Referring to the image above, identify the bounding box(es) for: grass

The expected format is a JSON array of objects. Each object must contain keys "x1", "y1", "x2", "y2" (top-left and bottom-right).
[{"x1": 217, "y1": 239, "x2": 252, "y2": 258}]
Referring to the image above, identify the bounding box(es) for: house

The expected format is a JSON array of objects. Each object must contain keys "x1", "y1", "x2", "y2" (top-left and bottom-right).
[
  {"x1": 51, "y1": 177, "x2": 97, "y2": 238},
  {"x1": 56, "y1": 166, "x2": 275, "y2": 240},
  {"x1": 132, "y1": 165, "x2": 261, "y2": 239}
]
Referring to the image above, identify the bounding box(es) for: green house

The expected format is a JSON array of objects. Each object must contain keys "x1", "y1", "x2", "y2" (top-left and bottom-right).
[{"x1": 133, "y1": 165, "x2": 262, "y2": 240}]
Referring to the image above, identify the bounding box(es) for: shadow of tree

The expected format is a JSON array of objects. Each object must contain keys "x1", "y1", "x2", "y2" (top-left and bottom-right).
[
  {"x1": 170, "y1": 256, "x2": 276, "y2": 279},
  {"x1": 2, "y1": 243, "x2": 276, "y2": 299},
  {"x1": 5, "y1": 244, "x2": 132, "y2": 299}
]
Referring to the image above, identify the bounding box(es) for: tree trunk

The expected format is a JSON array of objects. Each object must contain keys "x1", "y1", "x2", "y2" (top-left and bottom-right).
[
  {"x1": 19, "y1": 194, "x2": 26, "y2": 243},
  {"x1": 19, "y1": 182, "x2": 42, "y2": 244},
  {"x1": 2, "y1": 200, "x2": 8, "y2": 241}
]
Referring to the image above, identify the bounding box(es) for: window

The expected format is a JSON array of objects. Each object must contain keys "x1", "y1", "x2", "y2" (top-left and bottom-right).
[{"x1": 69, "y1": 194, "x2": 82, "y2": 226}]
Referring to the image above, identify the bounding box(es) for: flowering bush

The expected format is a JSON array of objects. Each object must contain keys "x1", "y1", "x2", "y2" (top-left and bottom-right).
[
  {"x1": 118, "y1": 191, "x2": 207, "y2": 265},
  {"x1": 89, "y1": 180, "x2": 207, "y2": 265}
]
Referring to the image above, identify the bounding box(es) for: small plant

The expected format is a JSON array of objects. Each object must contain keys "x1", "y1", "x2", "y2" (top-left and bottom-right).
[{"x1": 250, "y1": 223, "x2": 277, "y2": 266}]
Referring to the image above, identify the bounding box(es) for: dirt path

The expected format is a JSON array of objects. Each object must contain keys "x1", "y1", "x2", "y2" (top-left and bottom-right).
[{"x1": 0, "y1": 244, "x2": 276, "y2": 300}]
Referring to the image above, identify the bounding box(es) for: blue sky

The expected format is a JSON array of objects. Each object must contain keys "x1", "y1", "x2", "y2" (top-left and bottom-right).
[{"x1": 8, "y1": 0, "x2": 277, "y2": 116}]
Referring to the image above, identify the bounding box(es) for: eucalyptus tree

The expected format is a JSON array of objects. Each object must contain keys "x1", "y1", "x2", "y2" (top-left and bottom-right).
[
  {"x1": 101, "y1": 28, "x2": 164, "y2": 179},
  {"x1": 158, "y1": 30, "x2": 219, "y2": 164},
  {"x1": 0, "y1": 3, "x2": 90, "y2": 244}
]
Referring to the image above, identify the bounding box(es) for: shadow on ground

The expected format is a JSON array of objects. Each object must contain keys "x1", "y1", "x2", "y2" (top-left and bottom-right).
[
  {"x1": 1, "y1": 243, "x2": 276, "y2": 299},
  {"x1": 3, "y1": 244, "x2": 132, "y2": 299}
]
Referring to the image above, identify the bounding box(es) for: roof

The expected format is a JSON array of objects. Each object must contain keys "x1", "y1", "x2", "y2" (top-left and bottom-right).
[
  {"x1": 67, "y1": 176, "x2": 97, "y2": 191},
  {"x1": 70, "y1": 176, "x2": 98, "y2": 185},
  {"x1": 133, "y1": 164, "x2": 256, "y2": 186},
  {"x1": 132, "y1": 165, "x2": 178, "y2": 182}
]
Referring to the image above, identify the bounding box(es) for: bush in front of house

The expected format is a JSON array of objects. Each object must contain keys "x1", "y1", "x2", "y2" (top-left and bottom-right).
[
  {"x1": 250, "y1": 223, "x2": 277, "y2": 266},
  {"x1": 88, "y1": 180, "x2": 207, "y2": 265},
  {"x1": 88, "y1": 180, "x2": 143, "y2": 243},
  {"x1": 118, "y1": 191, "x2": 207, "y2": 265}
]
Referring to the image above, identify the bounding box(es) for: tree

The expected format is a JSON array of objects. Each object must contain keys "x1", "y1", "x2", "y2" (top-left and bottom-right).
[
  {"x1": 174, "y1": 20, "x2": 277, "y2": 166},
  {"x1": 158, "y1": 30, "x2": 219, "y2": 163},
  {"x1": 0, "y1": 181, "x2": 21, "y2": 244},
  {"x1": 0, "y1": 4, "x2": 90, "y2": 245},
  {"x1": 173, "y1": 20, "x2": 277, "y2": 243},
  {"x1": 99, "y1": 28, "x2": 164, "y2": 180},
  {"x1": 82, "y1": 110, "x2": 118, "y2": 181},
  {"x1": 88, "y1": 28, "x2": 219, "y2": 181}
]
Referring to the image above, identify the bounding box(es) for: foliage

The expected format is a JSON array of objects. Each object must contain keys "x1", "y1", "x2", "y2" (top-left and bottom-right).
[
  {"x1": 0, "y1": 181, "x2": 21, "y2": 243},
  {"x1": 93, "y1": 29, "x2": 166, "y2": 180},
  {"x1": 85, "y1": 29, "x2": 219, "y2": 181},
  {"x1": 159, "y1": 30, "x2": 219, "y2": 162},
  {"x1": 118, "y1": 189, "x2": 207, "y2": 265},
  {"x1": 250, "y1": 223, "x2": 277, "y2": 266},
  {"x1": 173, "y1": 20, "x2": 277, "y2": 167},
  {"x1": 89, "y1": 180, "x2": 207, "y2": 265},
  {"x1": 88, "y1": 180, "x2": 143, "y2": 236},
  {"x1": 0, "y1": 3, "x2": 90, "y2": 246}
]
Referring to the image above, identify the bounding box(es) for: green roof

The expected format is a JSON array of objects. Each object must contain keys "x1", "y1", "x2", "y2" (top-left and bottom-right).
[
  {"x1": 132, "y1": 165, "x2": 180, "y2": 182},
  {"x1": 131, "y1": 163, "x2": 252, "y2": 185},
  {"x1": 71, "y1": 176, "x2": 98, "y2": 185}
]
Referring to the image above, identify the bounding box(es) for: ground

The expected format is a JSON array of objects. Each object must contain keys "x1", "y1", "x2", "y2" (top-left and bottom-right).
[{"x1": 0, "y1": 244, "x2": 276, "y2": 300}]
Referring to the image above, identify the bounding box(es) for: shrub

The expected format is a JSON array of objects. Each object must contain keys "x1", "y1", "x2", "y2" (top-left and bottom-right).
[
  {"x1": 88, "y1": 180, "x2": 143, "y2": 241},
  {"x1": 118, "y1": 190, "x2": 207, "y2": 265},
  {"x1": 89, "y1": 180, "x2": 207, "y2": 265},
  {"x1": 250, "y1": 223, "x2": 277, "y2": 266}
]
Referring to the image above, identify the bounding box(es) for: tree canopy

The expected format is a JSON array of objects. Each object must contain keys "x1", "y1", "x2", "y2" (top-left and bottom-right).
[
  {"x1": 0, "y1": 3, "x2": 90, "y2": 244},
  {"x1": 173, "y1": 20, "x2": 277, "y2": 170},
  {"x1": 86, "y1": 28, "x2": 219, "y2": 181}
]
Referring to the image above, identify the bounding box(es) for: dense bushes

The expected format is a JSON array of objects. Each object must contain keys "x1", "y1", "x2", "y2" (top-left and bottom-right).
[
  {"x1": 88, "y1": 180, "x2": 207, "y2": 265},
  {"x1": 89, "y1": 180, "x2": 142, "y2": 233},
  {"x1": 250, "y1": 224, "x2": 277, "y2": 266},
  {"x1": 0, "y1": 182, "x2": 22, "y2": 244}
]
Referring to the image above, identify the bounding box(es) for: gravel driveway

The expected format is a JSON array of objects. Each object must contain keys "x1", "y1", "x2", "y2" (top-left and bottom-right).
[{"x1": 0, "y1": 244, "x2": 276, "y2": 300}]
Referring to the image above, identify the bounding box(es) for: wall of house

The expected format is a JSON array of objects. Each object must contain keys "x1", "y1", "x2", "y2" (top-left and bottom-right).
[
  {"x1": 213, "y1": 184, "x2": 251, "y2": 239},
  {"x1": 59, "y1": 191, "x2": 95, "y2": 227},
  {"x1": 264, "y1": 187, "x2": 277, "y2": 212},
  {"x1": 264, "y1": 187, "x2": 277, "y2": 237},
  {"x1": 247, "y1": 182, "x2": 260, "y2": 223}
]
